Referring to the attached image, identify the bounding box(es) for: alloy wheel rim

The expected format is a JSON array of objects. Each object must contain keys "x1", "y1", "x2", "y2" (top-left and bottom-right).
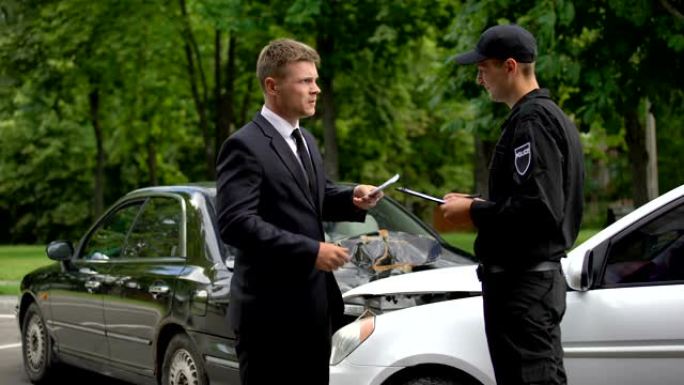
[
  {"x1": 169, "y1": 348, "x2": 199, "y2": 385},
  {"x1": 25, "y1": 315, "x2": 45, "y2": 371}
]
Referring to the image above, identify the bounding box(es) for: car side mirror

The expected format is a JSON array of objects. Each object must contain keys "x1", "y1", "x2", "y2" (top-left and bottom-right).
[
  {"x1": 46, "y1": 241, "x2": 74, "y2": 261},
  {"x1": 580, "y1": 249, "x2": 594, "y2": 291}
]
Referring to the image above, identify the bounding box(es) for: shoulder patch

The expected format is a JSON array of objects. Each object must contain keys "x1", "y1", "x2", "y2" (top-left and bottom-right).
[{"x1": 514, "y1": 142, "x2": 531, "y2": 176}]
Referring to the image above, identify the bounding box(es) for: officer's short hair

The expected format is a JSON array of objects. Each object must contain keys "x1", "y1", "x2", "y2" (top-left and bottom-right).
[{"x1": 486, "y1": 59, "x2": 536, "y2": 78}]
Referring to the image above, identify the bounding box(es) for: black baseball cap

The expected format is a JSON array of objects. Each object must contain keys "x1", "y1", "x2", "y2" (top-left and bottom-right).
[{"x1": 453, "y1": 24, "x2": 537, "y2": 64}]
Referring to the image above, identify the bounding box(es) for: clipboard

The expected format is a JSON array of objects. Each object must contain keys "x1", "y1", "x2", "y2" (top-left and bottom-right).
[
  {"x1": 396, "y1": 187, "x2": 481, "y2": 204},
  {"x1": 367, "y1": 173, "x2": 400, "y2": 197},
  {"x1": 396, "y1": 187, "x2": 445, "y2": 204}
]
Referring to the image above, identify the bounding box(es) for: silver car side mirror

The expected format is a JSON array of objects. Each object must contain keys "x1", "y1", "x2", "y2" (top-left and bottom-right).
[{"x1": 580, "y1": 249, "x2": 594, "y2": 291}]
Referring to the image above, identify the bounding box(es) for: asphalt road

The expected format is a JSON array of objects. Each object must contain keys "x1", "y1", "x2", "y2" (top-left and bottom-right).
[
  {"x1": 0, "y1": 315, "x2": 131, "y2": 385},
  {"x1": 0, "y1": 314, "x2": 26, "y2": 385}
]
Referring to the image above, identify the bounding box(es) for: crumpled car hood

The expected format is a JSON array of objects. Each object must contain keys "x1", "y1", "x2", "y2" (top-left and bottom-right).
[
  {"x1": 332, "y1": 231, "x2": 472, "y2": 293},
  {"x1": 342, "y1": 264, "x2": 481, "y2": 300}
]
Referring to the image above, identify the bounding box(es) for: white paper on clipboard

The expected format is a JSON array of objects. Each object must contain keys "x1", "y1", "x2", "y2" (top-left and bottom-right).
[
  {"x1": 396, "y1": 187, "x2": 446, "y2": 204},
  {"x1": 367, "y1": 173, "x2": 400, "y2": 197}
]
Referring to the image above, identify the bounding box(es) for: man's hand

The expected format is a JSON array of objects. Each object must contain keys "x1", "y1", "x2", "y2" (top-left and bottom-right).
[
  {"x1": 352, "y1": 184, "x2": 383, "y2": 210},
  {"x1": 440, "y1": 193, "x2": 476, "y2": 231},
  {"x1": 315, "y1": 242, "x2": 351, "y2": 272}
]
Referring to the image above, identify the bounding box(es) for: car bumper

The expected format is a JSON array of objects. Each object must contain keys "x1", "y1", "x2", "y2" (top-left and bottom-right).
[
  {"x1": 329, "y1": 361, "x2": 403, "y2": 385},
  {"x1": 204, "y1": 356, "x2": 240, "y2": 385},
  {"x1": 188, "y1": 331, "x2": 240, "y2": 385}
]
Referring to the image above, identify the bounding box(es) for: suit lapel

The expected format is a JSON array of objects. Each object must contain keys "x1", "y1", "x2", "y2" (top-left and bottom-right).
[{"x1": 253, "y1": 114, "x2": 318, "y2": 212}]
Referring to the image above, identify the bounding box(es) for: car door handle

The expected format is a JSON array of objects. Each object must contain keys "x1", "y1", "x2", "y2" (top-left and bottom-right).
[{"x1": 149, "y1": 283, "x2": 170, "y2": 298}]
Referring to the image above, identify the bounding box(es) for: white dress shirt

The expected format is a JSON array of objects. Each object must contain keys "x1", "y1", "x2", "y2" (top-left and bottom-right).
[
  {"x1": 259, "y1": 105, "x2": 362, "y2": 197},
  {"x1": 260, "y1": 105, "x2": 311, "y2": 161}
]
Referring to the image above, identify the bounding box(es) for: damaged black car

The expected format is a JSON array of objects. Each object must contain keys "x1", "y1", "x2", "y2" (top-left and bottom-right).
[{"x1": 16, "y1": 184, "x2": 473, "y2": 385}]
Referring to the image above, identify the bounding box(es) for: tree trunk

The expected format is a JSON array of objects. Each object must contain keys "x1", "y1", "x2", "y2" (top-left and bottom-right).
[
  {"x1": 474, "y1": 133, "x2": 496, "y2": 197},
  {"x1": 214, "y1": 29, "x2": 223, "y2": 151},
  {"x1": 320, "y1": 75, "x2": 339, "y2": 181},
  {"x1": 624, "y1": 108, "x2": 650, "y2": 207},
  {"x1": 216, "y1": 33, "x2": 236, "y2": 154},
  {"x1": 179, "y1": 0, "x2": 214, "y2": 179},
  {"x1": 240, "y1": 77, "x2": 254, "y2": 127},
  {"x1": 317, "y1": 34, "x2": 339, "y2": 181},
  {"x1": 89, "y1": 87, "x2": 105, "y2": 217},
  {"x1": 147, "y1": 141, "x2": 158, "y2": 186},
  {"x1": 645, "y1": 99, "x2": 658, "y2": 200},
  {"x1": 225, "y1": 33, "x2": 236, "y2": 136}
]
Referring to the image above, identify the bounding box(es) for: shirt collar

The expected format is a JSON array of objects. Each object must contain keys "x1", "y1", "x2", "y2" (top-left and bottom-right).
[
  {"x1": 511, "y1": 88, "x2": 550, "y2": 110},
  {"x1": 261, "y1": 105, "x2": 299, "y2": 139}
]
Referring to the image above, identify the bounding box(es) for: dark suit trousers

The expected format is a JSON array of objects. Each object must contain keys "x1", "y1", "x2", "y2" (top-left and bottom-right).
[{"x1": 235, "y1": 320, "x2": 331, "y2": 385}]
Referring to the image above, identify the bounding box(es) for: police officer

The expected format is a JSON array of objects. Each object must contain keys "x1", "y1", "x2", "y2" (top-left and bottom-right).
[{"x1": 440, "y1": 24, "x2": 584, "y2": 385}]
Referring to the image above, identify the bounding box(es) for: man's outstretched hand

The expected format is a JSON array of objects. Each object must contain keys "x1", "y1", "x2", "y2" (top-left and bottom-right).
[{"x1": 353, "y1": 184, "x2": 383, "y2": 210}]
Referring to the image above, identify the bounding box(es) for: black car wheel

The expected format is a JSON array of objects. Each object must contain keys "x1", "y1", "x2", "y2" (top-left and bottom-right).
[
  {"x1": 21, "y1": 302, "x2": 57, "y2": 383},
  {"x1": 393, "y1": 372, "x2": 480, "y2": 385},
  {"x1": 398, "y1": 377, "x2": 468, "y2": 385},
  {"x1": 162, "y1": 334, "x2": 207, "y2": 385}
]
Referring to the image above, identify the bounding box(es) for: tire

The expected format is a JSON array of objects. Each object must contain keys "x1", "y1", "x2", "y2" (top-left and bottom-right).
[
  {"x1": 400, "y1": 377, "x2": 458, "y2": 385},
  {"x1": 396, "y1": 373, "x2": 478, "y2": 385},
  {"x1": 161, "y1": 334, "x2": 208, "y2": 385},
  {"x1": 21, "y1": 302, "x2": 57, "y2": 384}
]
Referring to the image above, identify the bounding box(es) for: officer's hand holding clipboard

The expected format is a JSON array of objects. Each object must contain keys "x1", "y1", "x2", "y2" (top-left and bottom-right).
[{"x1": 397, "y1": 187, "x2": 481, "y2": 231}]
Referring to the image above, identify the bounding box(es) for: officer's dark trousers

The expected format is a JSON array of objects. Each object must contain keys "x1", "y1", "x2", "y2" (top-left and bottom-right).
[{"x1": 481, "y1": 268, "x2": 567, "y2": 385}]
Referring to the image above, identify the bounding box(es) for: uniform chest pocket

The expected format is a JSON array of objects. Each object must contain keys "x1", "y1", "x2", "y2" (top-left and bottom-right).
[{"x1": 488, "y1": 145, "x2": 509, "y2": 172}]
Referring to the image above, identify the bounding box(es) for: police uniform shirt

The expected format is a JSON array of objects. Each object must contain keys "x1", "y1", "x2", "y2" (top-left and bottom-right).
[{"x1": 470, "y1": 88, "x2": 584, "y2": 267}]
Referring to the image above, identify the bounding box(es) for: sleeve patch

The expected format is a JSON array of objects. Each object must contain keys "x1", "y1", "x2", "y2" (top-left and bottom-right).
[{"x1": 514, "y1": 142, "x2": 531, "y2": 175}]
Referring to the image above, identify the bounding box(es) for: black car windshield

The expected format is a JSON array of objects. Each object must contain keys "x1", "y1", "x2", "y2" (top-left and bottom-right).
[
  {"x1": 205, "y1": 189, "x2": 473, "y2": 265},
  {"x1": 323, "y1": 198, "x2": 432, "y2": 241}
]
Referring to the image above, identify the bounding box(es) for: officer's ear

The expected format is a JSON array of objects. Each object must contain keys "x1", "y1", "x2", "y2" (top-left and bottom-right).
[{"x1": 503, "y1": 58, "x2": 517, "y2": 74}]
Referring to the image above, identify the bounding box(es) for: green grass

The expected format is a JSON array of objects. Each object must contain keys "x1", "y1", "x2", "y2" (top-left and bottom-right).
[
  {"x1": 441, "y1": 232, "x2": 477, "y2": 254},
  {"x1": 0, "y1": 229, "x2": 604, "y2": 294},
  {"x1": 0, "y1": 283, "x2": 20, "y2": 295},
  {"x1": 0, "y1": 245, "x2": 53, "y2": 295},
  {"x1": 440, "y1": 228, "x2": 602, "y2": 256},
  {"x1": 575, "y1": 228, "x2": 601, "y2": 246}
]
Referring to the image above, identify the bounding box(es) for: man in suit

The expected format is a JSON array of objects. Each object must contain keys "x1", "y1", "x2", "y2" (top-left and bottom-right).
[{"x1": 216, "y1": 38, "x2": 382, "y2": 385}]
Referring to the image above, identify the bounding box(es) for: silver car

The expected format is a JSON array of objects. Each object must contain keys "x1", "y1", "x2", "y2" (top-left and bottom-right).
[{"x1": 330, "y1": 184, "x2": 684, "y2": 385}]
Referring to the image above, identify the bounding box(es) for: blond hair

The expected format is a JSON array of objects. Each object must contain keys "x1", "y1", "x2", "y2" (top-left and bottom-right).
[{"x1": 256, "y1": 39, "x2": 320, "y2": 91}]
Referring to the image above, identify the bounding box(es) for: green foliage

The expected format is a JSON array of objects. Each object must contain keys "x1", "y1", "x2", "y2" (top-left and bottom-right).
[
  {"x1": 441, "y1": 227, "x2": 601, "y2": 255},
  {"x1": 1, "y1": 0, "x2": 683, "y2": 244},
  {"x1": 655, "y1": 91, "x2": 684, "y2": 193}
]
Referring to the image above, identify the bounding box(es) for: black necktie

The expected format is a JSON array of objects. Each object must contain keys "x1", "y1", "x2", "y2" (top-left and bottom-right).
[{"x1": 292, "y1": 128, "x2": 317, "y2": 197}]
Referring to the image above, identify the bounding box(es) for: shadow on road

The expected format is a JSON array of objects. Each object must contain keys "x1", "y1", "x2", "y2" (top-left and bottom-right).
[{"x1": 44, "y1": 365, "x2": 132, "y2": 384}]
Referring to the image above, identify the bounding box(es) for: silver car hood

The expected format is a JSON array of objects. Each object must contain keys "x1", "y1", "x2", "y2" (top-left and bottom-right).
[{"x1": 342, "y1": 264, "x2": 481, "y2": 300}]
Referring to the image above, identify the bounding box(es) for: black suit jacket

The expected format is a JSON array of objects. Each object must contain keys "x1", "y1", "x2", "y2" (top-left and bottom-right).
[{"x1": 216, "y1": 112, "x2": 365, "y2": 336}]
